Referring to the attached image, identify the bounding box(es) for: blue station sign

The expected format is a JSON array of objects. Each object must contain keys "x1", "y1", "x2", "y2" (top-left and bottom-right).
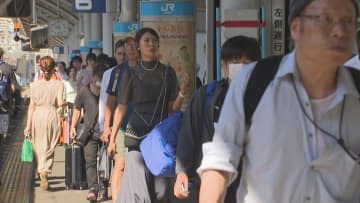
[
  {"x1": 140, "y1": 1, "x2": 195, "y2": 17},
  {"x1": 113, "y1": 22, "x2": 140, "y2": 33}
]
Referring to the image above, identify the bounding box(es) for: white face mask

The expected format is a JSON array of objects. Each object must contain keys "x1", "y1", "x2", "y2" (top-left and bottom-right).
[{"x1": 228, "y1": 63, "x2": 245, "y2": 81}]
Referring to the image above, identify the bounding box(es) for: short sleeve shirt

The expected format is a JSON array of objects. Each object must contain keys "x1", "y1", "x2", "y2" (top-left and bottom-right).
[
  {"x1": 117, "y1": 62, "x2": 179, "y2": 135},
  {"x1": 106, "y1": 63, "x2": 130, "y2": 130},
  {"x1": 74, "y1": 86, "x2": 99, "y2": 131}
]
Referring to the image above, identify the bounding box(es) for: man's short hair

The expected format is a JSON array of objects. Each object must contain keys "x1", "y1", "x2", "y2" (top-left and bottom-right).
[
  {"x1": 115, "y1": 39, "x2": 125, "y2": 50},
  {"x1": 92, "y1": 63, "x2": 105, "y2": 79},
  {"x1": 221, "y1": 36, "x2": 261, "y2": 62},
  {"x1": 86, "y1": 53, "x2": 97, "y2": 62},
  {"x1": 96, "y1": 53, "x2": 109, "y2": 65},
  {"x1": 72, "y1": 56, "x2": 83, "y2": 63}
]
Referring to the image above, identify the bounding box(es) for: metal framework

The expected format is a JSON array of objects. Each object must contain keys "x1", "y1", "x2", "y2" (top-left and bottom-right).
[{"x1": 20, "y1": 0, "x2": 78, "y2": 47}]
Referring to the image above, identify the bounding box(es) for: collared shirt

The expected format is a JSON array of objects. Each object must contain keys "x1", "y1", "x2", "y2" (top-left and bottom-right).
[
  {"x1": 98, "y1": 66, "x2": 116, "y2": 132},
  {"x1": 345, "y1": 54, "x2": 360, "y2": 70},
  {"x1": 197, "y1": 51, "x2": 360, "y2": 203},
  {"x1": 58, "y1": 71, "x2": 69, "y2": 81},
  {"x1": 107, "y1": 63, "x2": 130, "y2": 131}
]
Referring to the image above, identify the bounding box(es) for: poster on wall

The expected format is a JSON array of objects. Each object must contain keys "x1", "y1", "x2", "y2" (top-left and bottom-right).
[{"x1": 143, "y1": 21, "x2": 195, "y2": 96}]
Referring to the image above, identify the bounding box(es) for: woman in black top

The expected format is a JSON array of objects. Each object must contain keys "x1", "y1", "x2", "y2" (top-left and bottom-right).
[{"x1": 109, "y1": 27, "x2": 188, "y2": 203}]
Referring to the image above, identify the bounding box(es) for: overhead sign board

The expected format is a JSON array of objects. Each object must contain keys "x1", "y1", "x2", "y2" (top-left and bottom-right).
[
  {"x1": 87, "y1": 40, "x2": 102, "y2": 49},
  {"x1": 140, "y1": 1, "x2": 194, "y2": 17},
  {"x1": 72, "y1": 0, "x2": 106, "y2": 13},
  {"x1": 53, "y1": 46, "x2": 64, "y2": 54},
  {"x1": 113, "y1": 22, "x2": 140, "y2": 34}
]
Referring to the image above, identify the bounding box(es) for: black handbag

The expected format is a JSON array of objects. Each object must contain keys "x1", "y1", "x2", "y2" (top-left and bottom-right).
[
  {"x1": 125, "y1": 66, "x2": 169, "y2": 148},
  {"x1": 75, "y1": 112, "x2": 98, "y2": 145}
]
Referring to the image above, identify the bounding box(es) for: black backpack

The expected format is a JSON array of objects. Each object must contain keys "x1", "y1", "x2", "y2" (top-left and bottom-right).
[
  {"x1": 244, "y1": 55, "x2": 360, "y2": 125},
  {"x1": 225, "y1": 55, "x2": 360, "y2": 202}
]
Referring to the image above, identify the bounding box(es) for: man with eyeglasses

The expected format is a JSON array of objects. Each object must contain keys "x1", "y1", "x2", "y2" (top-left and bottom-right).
[{"x1": 198, "y1": 0, "x2": 360, "y2": 203}]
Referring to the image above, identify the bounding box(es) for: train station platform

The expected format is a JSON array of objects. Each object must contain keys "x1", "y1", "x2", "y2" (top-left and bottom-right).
[{"x1": 0, "y1": 107, "x2": 112, "y2": 203}]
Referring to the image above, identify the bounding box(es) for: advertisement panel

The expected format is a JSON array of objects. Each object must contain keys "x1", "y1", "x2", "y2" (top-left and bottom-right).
[{"x1": 143, "y1": 21, "x2": 195, "y2": 95}]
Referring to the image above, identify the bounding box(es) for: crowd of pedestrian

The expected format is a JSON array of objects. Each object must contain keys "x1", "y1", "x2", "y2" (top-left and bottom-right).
[{"x1": 21, "y1": 0, "x2": 360, "y2": 202}]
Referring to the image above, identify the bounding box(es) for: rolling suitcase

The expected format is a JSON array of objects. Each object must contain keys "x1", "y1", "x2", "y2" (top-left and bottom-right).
[{"x1": 65, "y1": 143, "x2": 88, "y2": 190}]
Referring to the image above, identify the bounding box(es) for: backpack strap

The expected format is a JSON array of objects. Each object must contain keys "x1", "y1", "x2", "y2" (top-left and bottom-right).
[
  {"x1": 244, "y1": 55, "x2": 283, "y2": 126},
  {"x1": 204, "y1": 80, "x2": 218, "y2": 111},
  {"x1": 199, "y1": 80, "x2": 217, "y2": 134},
  {"x1": 347, "y1": 67, "x2": 360, "y2": 94}
]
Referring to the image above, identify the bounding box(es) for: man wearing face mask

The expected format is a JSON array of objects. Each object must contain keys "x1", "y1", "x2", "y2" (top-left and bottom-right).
[
  {"x1": 70, "y1": 64, "x2": 105, "y2": 201},
  {"x1": 173, "y1": 36, "x2": 260, "y2": 202}
]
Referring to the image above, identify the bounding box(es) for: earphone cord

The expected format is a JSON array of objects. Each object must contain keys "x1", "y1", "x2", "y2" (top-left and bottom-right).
[{"x1": 291, "y1": 76, "x2": 358, "y2": 162}]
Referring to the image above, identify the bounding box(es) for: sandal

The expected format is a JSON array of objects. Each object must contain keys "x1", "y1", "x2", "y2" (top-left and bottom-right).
[
  {"x1": 39, "y1": 172, "x2": 49, "y2": 191},
  {"x1": 87, "y1": 187, "x2": 97, "y2": 201}
]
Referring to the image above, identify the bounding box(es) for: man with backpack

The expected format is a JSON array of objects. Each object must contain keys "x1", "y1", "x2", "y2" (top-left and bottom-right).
[
  {"x1": 0, "y1": 47, "x2": 17, "y2": 112},
  {"x1": 173, "y1": 36, "x2": 261, "y2": 202},
  {"x1": 198, "y1": 0, "x2": 360, "y2": 202}
]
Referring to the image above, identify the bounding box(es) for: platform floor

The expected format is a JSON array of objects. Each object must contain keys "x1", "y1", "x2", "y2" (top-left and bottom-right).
[{"x1": 34, "y1": 146, "x2": 112, "y2": 203}]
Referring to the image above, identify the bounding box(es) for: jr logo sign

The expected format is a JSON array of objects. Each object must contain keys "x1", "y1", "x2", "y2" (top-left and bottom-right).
[
  {"x1": 128, "y1": 24, "x2": 139, "y2": 32},
  {"x1": 161, "y1": 3, "x2": 175, "y2": 14}
]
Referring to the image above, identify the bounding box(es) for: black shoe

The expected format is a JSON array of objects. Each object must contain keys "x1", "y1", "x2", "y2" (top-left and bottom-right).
[{"x1": 98, "y1": 186, "x2": 108, "y2": 201}]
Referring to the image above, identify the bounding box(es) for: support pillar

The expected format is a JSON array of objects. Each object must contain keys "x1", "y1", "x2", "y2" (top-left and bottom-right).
[
  {"x1": 119, "y1": 0, "x2": 138, "y2": 21},
  {"x1": 90, "y1": 13, "x2": 102, "y2": 55},
  {"x1": 112, "y1": 0, "x2": 139, "y2": 52},
  {"x1": 140, "y1": 0, "x2": 196, "y2": 108},
  {"x1": 83, "y1": 13, "x2": 91, "y2": 46},
  {"x1": 102, "y1": 14, "x2": 114, "y2": 56}
]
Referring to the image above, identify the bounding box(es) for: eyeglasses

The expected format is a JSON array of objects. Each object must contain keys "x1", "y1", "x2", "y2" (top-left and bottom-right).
[{"x1": 300, "y1": 14, "x2": 356, "y2": 31}]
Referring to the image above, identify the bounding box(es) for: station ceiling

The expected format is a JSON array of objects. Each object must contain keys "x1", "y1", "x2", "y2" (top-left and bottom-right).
[
  {"x1": 20, "y1": 0, "x2": 78, "y2": 47},
  {"x1": 19, "y1": 0, "x2": 205, "y2": 48}
]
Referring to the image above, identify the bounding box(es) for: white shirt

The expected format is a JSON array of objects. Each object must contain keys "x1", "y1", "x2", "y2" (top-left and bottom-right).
[
  {"x1": 58, "y1": 71, "x2": 69, "y2": 81},
  {"x1": 345, "y1": 54, "x2": 360, "y2": 70},
  {"x1": 197, "y1": 51, "x2": 360, "y2": 203},
  {"x1": 64, "y1": 80, "x2": 77, "y2": 104},
  {"x1": 98, "y1": 66, "x2": 115, "y2": 132},
  {"x1": 310, "y1": 93, "x2": 336, "y2": 159}
]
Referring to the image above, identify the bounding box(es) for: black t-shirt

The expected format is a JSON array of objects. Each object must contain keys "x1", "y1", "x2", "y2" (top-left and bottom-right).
[
  {"x1": 118, "y1": 62, "x2": 179, "y2": 136},
  {"x1": 74, "y1": 86, "x2": 99, "y2": 131}
]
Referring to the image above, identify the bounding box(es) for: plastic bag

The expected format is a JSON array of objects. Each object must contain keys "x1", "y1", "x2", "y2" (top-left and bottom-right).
[
  {"x1": 98, "y1": 143, "x2": 111, "y2": 181},
  {"x1": 21, "y1": 135, "x2": 33, "y2": 163}
]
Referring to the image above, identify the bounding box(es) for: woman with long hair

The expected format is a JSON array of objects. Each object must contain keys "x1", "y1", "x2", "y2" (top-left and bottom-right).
[
  {"x1": 23, "y1": 56, "x2": 64, "y2": 191},
  {"x1": 108, "y1": 27, "x2": 188, "y2": 202}
]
